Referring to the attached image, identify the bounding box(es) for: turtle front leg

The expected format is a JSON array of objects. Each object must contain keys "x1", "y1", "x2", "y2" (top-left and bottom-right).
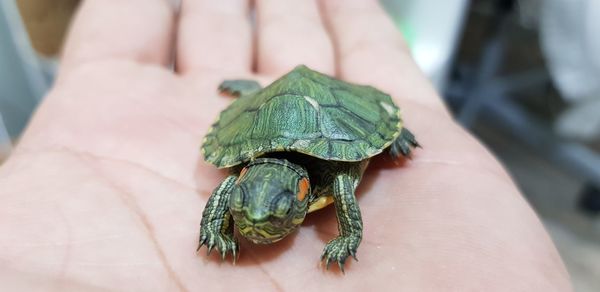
[
  {"x1": 321, "y1": 173, "x2": 363, "y2": 272},
  {"x1": 198, "y1": 175, "x2": 239, "y2": 262}
]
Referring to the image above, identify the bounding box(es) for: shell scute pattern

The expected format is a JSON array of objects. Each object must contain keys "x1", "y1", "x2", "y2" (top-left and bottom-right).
[{"x1": 202, "y1": 65, "x2": 402, "y2": 168}]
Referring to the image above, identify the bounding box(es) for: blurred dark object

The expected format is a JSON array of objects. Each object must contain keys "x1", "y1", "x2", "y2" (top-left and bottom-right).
[
  {"x1": 578, "y1": 185, "x2": 600, "y2": 216},
  {"x1": 447, "y1": 0, "x2": 600, "y2": 216},
  {"x1": 538, "y1": 0, "x2": 600, "y2": 142},
  {"x1": 448, "y1": 4, "x2": 600, "y2": 287}
]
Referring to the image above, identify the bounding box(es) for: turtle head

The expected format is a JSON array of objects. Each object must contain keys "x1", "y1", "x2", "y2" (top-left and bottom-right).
[{"x1": 229, "y1": 158, "x2": 311, "y2": 244}]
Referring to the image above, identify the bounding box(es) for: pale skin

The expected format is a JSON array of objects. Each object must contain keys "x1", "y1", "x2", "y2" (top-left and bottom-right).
[{"x1": 0, "y1": 0, "x2": 571, "y2": 291}]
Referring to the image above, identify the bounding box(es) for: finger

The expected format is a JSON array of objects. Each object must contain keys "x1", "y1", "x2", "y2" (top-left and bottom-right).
[
  {"x1": 60, "y1": 0, "x2": 176, "y2": 72},
  {"x1": 177, "y1": 0, "x2": 252, "y2": 76},
  {"x1": 320, "y1": 0, "x2": 447, "y2": 112},
  {"x1": 256, "y1": 0, "x2": 335, "y2": 76}
]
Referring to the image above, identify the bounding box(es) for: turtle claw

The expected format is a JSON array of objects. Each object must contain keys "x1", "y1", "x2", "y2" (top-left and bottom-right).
[
  {"x1": 349, "y1": 249, "x2": 358, "y2": 262},
  {"x1": 197, "y1": 236, "x2": 207, "y2": 252},
  {"x1": 198, "y1": 229, "x2": 238, "y2": 263},
  {"x1": 232, "y1": 248, "x2": 238, "y2": 265},
  {"x1": 338, "y1": 261, "x2": 345, "y2": 274},
  {"x1": 321, "y1": 235, "x2": 360, "y2": 273},
  {"x1": 324, "y1": 257, "x2": 332, "y2": 270},
  {"x1": 220, "y1": 249, "x2": 227, "y2": 262}
]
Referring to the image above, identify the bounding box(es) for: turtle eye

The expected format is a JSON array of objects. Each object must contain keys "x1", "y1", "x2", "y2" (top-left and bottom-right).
[
  {"x1": 230, "y1": 187, "x2": 245, "y2": 209},
  {"x1": 274, "y1": 194, "x2": 293, "y2": 217}
]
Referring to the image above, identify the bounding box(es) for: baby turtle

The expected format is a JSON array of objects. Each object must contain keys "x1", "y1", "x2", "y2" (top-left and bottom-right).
[{"x1": 199, "y1": 65, "x2": 419, "y2": 271}]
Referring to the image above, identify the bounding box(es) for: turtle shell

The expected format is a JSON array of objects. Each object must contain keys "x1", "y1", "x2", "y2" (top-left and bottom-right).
[{"x1": 202, "y1": 65, "x2": 403, "y2": 168}]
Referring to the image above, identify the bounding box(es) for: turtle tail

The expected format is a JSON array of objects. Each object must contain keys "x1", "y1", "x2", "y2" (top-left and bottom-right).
[{"x1": 390, "y1": 128, "x2": 420, "y2": 159}]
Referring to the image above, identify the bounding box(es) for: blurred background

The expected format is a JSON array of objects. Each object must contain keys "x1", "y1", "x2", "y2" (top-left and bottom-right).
[{"x1": 0, "y1": 0, "x2": 599, "y2": 290}]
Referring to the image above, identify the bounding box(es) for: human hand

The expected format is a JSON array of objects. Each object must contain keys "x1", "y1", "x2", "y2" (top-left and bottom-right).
[{"x1": 0, "y1": 0, "x2": 570, "y2": 291}]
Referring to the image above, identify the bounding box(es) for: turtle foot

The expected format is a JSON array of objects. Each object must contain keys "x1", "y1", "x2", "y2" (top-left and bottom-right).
[
  {"x1": 218, "y1": 80, "x2": 262, "y2": 97},
  {"x1": 320, "y1": 235, "x2": 360, "y2": 273},
  {"x1": 198, "y1": 229, "x2": 239, "y2": 263},
  {"x1": 390, "y1": 128, "x2": 420, "y2": 159}
]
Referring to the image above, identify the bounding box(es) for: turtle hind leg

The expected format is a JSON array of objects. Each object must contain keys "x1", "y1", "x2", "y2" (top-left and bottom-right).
[
  {"x1": 218, "y1": 80, "x2": 262, "y2": 97},
  {"x1": 390, "y1": 128, "x2": 420, "y2": 159}
]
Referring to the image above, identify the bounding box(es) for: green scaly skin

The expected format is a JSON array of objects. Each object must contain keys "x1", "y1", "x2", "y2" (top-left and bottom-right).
[
  {"x1": 198, "y1": 158, "x2": 311, "y2": 261},
  {"x1": 229, "y1": 158, "x2": 311, "y2": 244},
  {"x1": 198, "y1": 175, "x2": 239, "y2": 261},
  {"x1": 320, "y1": 163, "x2": 364, "y2": 273},
  {"x1": 197, "y1": 156, "x2": 369, "y2": 272}
]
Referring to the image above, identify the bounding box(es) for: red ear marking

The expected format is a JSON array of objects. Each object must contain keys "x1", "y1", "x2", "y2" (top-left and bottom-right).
[
  {"x1": 236, "y1": 167, "x2": 248, "y2": 184},
  {"x1": 297, "y1": 177, "x2": 310, "y2": 201}
]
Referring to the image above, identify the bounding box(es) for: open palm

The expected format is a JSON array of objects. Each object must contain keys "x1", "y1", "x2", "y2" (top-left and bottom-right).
[{"x1": 0, "y1": 0, "x2": 570, "y2": 291}]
